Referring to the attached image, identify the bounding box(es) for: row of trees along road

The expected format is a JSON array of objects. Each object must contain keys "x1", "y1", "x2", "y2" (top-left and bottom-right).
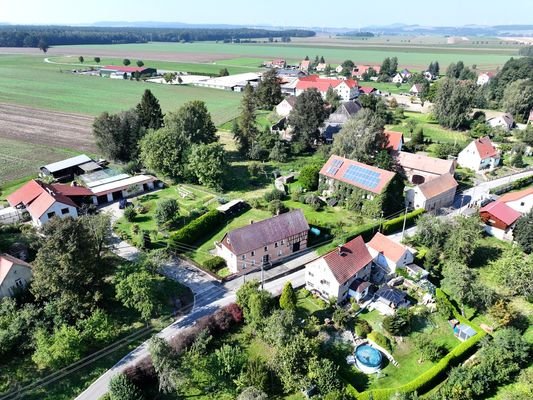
[{"x1": 93, "y1": 89, "x2": 228, "y2": 190}]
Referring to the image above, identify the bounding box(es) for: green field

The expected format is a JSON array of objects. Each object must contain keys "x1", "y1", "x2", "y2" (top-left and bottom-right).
[
  {"x1": 46, "y1": 55, "x2": 263, "y2": 75},
  {"x1": 58, "y1": 41, "x2": 517, "y2": 69},
  {"x1": 0, "y1": 55, "x2": 242, "y2": 123}
]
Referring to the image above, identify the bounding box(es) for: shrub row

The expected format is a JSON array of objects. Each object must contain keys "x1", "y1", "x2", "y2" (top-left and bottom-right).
[
  {"x1": 489, "y1": 174, "x2": 533, "y2": 195},
  {"x1": 356, "y1": 331, "x2": 486, "y2": 400},
  {"x1": 382, "y1": 208, "x2": 425, "y2": 235},
  {"x1": 203, "y1": 256, "x2": 227, "y2": 272},
  {"x1": 435, "y1": 288, "x2": 481, "y2": 330},
  {"x1": 168, "y1": 210, "x2": 225, "y2": 251},
  {"x1": 123, "y1": 303, "x2": 243, "y2": 387}
]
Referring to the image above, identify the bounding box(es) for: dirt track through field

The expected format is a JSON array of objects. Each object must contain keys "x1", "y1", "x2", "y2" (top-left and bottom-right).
[{"x1": 0, "y1": 103, "x2": 96, "y2": 152}]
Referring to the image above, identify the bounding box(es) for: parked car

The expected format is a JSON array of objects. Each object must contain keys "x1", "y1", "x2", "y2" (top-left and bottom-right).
[{"x1": 119, "y1": 199, "x2": 131, "y2": 209}]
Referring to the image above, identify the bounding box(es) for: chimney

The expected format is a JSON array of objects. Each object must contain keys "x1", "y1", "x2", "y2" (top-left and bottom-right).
[{"x1": 337, "y1": 245, "x2": 345, "y2": 255}]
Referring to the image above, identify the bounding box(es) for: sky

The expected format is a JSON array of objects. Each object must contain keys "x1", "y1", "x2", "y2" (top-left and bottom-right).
[{"x1": 1, "y1": 0, "x2": 532, "y2": 28}]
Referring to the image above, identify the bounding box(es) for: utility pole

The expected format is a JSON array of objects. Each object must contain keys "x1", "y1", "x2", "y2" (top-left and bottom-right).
[
  {"x1": 379, "y1": 211, "x2": 384, "y2": 233},
  {"x1": 401, "y1": 206, "x2": 409, "y2": 242}
]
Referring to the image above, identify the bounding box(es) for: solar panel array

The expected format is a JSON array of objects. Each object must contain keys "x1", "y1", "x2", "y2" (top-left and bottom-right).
[
  {"x1": 342, "y1": 165, "x2": 381, "y2": 189},
  {"x1": 326, "y1": 158, "x2": 344, "y2": 175}
]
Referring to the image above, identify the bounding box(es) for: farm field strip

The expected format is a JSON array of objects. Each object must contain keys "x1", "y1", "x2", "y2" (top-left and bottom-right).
[{"x1": 51, "y1": 42, "x2": 517, "y2": 68}]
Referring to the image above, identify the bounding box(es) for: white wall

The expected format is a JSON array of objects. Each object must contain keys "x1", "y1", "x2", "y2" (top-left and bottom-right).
[
  {"x1": 0, "y1": 264, "x2": 33, "y2": 298},
  {"x1": 276, "y1": 101, "x2": 293, "y2": 117},
  {"x1": 504, "y1": 194, "x2": 533, "y2": 214},
  {"x1": 36, "y1": 202, "x2": 78, "y2": 226}
]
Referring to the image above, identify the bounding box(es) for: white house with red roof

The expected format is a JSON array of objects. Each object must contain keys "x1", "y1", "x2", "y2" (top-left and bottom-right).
[
  {"x1": 479, "y1": 201, "x2": 522, "y2": 241},
  {"x1": 352, "y1": 65, "x2": 381, "y2": 79},
  {"x1": 0, "y1": 254, "x2": 33, "y2": 298},
  {"x1": 6, "y1": 180, "x2": 91, "y2": 227},
  {"x1": 366, "y1": 232, "x2": 414, "y2": 274},
  {"x1": 305, "y1": 236, "x2": 373, "y2": 303},
  {"x1": 405, "y1": 173, "x2": 458, "y2": 212},
  {"x1": 476, "y1": 72, "x2": 493, "y2": 86},
  {"x1": 295, "y1": 75, "x2": 359, "y2": 101},
  {"x1": 319, "y1": 155, "x2": 396, "y2": 200},
  {"x1": 384, "y1": 130, "x2": 404, "y2": 152},
  {"x1": 496, "y1": 187, "x2": 533, "y2": 214},
  {"x1": 299, "y1": 60, "x2": 311, "y2": 73},
  {"x1": 457, "y1": 136, "x2": 500, "y2": 172}
]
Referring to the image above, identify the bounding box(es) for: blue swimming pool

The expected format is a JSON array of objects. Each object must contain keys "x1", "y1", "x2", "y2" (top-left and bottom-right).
[
  {"x1": 355, "y1": 344, "x2": 382, "y2": 373},
  {"x1": 310, "y1": 227, "x2": 321, "y2": 236}
]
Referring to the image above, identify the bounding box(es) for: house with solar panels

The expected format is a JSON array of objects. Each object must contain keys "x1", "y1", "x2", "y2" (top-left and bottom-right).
[{"x1": 319, "y1": 155, "x2": 400, "y2": 213}]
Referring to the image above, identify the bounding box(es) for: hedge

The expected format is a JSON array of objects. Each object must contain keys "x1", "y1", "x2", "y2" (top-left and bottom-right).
[
  {"x1": 489, "y1": 174, "x2": 533, "y2": 195},
  {"x1": 367, "y1": 331, "x2": 392, "y2": 353},
  {"x1": 382, "y1": 208, "x2": 425, "y2": 235},
  {"x1": 168, "y1": 210, "x2": 225, "y2": 251},
  {"x1": 203, "y1": 256, "x2": 227, "y2": 272}
]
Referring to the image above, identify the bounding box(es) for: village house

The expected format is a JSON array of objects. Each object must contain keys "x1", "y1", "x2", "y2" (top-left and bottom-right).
[
  {"x1": 358, "y1": 86, "x2": 380, "y2": 96},
  {"x1": 495, "y1": 187, "x2": 533, "y2": 214},
  {"x1": 335, "y1": 65, "x2": 344, "y2": 74},
  {"x1": 394, "y1": 151, "x2": 456, "y2": 184},
  {"x1": 409, "y1": 83, "x2": 424, "y2": 96},
  {"x1": 352, "y1": 65, "x2": 381, "y2": 79},
  {"x1": 423, "y1": 71, "x2": 435, "y2": 81},
  {"x1": 315, "y1": 63, "x2": 327, "y2": 72},
  {"x1": 305, "y1": 235, "x2": 373, "y2": 304},
  {"x1": 0, "y1": 254, "x2": 33, "y2": 299},
  {"x1": 264, "y1": 58, "x2": 286, "y2": 69},
  {"x1": 366, "y1": 232, "x2": 414, "y2": 274},
  {"x1": 457, "y1": 136, "x2": 500, "y2": 172},
  {"x1": 6, "y1": 180, "x2": 92, "y2": 227},
  {"x1": 384, "y1": 130, "x2": 404, "y2": 152},
  {"x1": 100, "y1": 65, "x2": 157, "y2": 78},
  {"x1": 39, "y1": 154, "x2": 102, "y2": 182},
  {"x1": 319, "y1": 155, "x2": 396, "y2": 201},
  {"x1": 275, "y1": 95, "x2": 297, "y2": 117},
  {"x1": 321, "y1": 101, "x2": 362, "y2": 142},
  {"x1": 476, "y1": 72, "x2": 493, "y2": 86},
  {"x1": 479, "y1": 201, "x2": 522, "y2": 241},
  {"x1": 405, "y1": 173, "x2": 458, "y2": 212},
  {"x1": 215, "y1": 210, "x2": 309, "y2": 274},
  {"x1": 487, "y1": 113, "x2": 514, "y2": 131},
  {"x1": 392, "y1": 73, "x2": 405, "y2": 84},
  {"x1": 400, "y1": 68, "x2": 412, "y2": 80},
  {"x1": 299, "y1": 59, "x2": 311, "y2": 73},
  {"x1": 295, "y1": 75, "x2": 359, "y2": 101}
]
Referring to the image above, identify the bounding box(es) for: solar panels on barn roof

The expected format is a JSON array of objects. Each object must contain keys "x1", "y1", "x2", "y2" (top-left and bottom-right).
[
  {"x1": 343, "y1": 165, "x2": 381, "y2": 190},
  {"x1": 326, "y1": 159, "x2": 344, "y2": 175}
]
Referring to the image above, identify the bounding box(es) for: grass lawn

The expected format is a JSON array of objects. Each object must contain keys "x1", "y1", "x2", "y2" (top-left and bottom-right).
[
  {"x1": 355, "y1": 309, "x2": 459, "y2": 391},
  {"x1": 368, "y1": 82, "x2": 411, "y2": 95},
  {"x1": 0, "y1": 55, "x2": 242, "y2": 125},
  {"x1": 218, "y1": 109, "x2": 273, "y2": 131},
  {"x1": 388, "y1": 112, "x2": 470, "y2": 146}
]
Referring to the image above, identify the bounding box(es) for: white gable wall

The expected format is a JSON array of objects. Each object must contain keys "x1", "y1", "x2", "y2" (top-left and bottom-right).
[
  {"x1": 0, "y1": 264, "x2": 33, "y2": 298},
  {"x1": 503, "y1": 194, "x2": 533, "y2": 214},
  {"x1": 36, "y1": 202, "x2": 78, "y2": 227}
]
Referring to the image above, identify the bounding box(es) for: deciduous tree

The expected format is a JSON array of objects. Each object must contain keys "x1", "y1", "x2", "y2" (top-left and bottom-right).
[
  {"x1": 188, "y1": 143, "x2": 228, "y2": 190},
  {"x1": 288, "y1": 89, "x2": 328, "y2": 152},
  {"x1": 109, "y1": 373, "x2": 144, "y2": 400},
  {"x1": 433, "y1": 78, "x2": 476, "y2": 130},
  {"x1": 256, "y1": 69, "x2": 282, "y2": 110}
]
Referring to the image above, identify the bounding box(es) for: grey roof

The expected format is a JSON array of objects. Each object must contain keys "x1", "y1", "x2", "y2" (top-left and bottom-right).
[
  {"x1": 40, "y1": 154, "x2": 92, "y2": 173},
  {"x1": 326, "y1": 101, "x2": 362, "y2": 125},
  {"x1": 78, "y1": 161, "x2": 102, "y2": 172},
  {"x1": 223, "y1": 209, "x2": 309, "y2": 255},
  {"x1": 375, "y1": 286, "x2": 407, "y2": 306}
]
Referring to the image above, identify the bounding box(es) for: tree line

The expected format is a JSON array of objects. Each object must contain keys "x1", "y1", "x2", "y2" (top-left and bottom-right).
[{"x1": 0, "y1": 25, "x2": 315, "y2": 47}]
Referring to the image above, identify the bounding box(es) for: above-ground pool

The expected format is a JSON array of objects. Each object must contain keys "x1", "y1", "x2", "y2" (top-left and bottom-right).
[
  {"x1": 355, "y1": 344, "x2": 383, "y2": 374},
  {"x1": 310, "y1": 227, "x2": 321, "y2": 236}
]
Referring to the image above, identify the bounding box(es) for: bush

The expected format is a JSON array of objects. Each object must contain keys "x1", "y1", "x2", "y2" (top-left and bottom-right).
[
  {"x1": 138, "y1": 230, "x2": 151, "y2": 250},
  {"x1": 382, "y1": 208, "x2": 425, "y2": 235},
  {"x1": 299, "y1": 164, "x2": 321, "y2": 191},
  {"x1": 123, "y1": 206, "x2": 136, "y2": 222},
  {"x1": 268, "y1": 199, "x2": 288, "y2": 215},
  {"x1": 264, "y1": 189, "x2": 285, "y2": 202},
  {"x1": 108, "y1": 372, "x2": 144, "y2": 400},
  {"x1": 367, "y1": 331, "x2": 392, "y2": 353},
  {"x1": 154, "y1": 199, "x2": 179, "y2": 226},
  {"x1": 131, "y1": 224, "x2": 140, "y2": 236},
  {"x1": 168, "y1": 210, "x2": 225, "y2": 251},
  {"x1": 355, "y1": 320, "x2": 372, "y2": 338},
  {"x1": 203, "y1": 256, "x2": 227, "y2": 272}
]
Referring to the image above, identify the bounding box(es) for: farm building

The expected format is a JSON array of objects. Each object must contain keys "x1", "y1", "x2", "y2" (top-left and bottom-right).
[
  {"x1": 394, "y1": 151, "x2": 456, "y2": 184},
  {"x1": 100, "y1": 65, "x2": 157, "y2": 77},
  {"x1": 39, "y1": 154, "x2": 102, "y2": 182},
  {"x1": 215, "y1": 209, "x2": 309, "y2": 274},
  {"x1": 0, "y1": 254, "x2": 33, "y2": 299},
  {"x1": 88, "y1": 174, "x2": 158, "y2": 205},
  {"x1": 321, "y1": 101, "x2": 363, "y2": 142},
  {"x1": 295, "y1": 75, "x2": 359, "y2": 101},
  {"x1": 6, "y1": 180, "x2": 92, "y2": 227},
  {"x1": 194, "y1": 72, "x2": 262, "y2": 91},
  {"x1": 479, "y1": 201, "x2": 521, "y2": 241},
  {"x1": 319, "y1": 155, "x2": 396, "y2": 200},
  {"x1": 405, "y1": 173, "x2": 458, "y2": 212}
]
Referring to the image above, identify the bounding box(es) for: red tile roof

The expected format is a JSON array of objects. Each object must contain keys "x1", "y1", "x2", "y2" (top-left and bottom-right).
[
  {"x1": 497, "y1": 187, "x2": 533, "y2": 204},
  {"x1": 322, "y1": 236, "x2": 373, "y2": 284},
  {"x1": 417, "y1": 173, "x2": 458, "y2": 199},
  {"x1": 395, "y1": 151, "x2": 456, "y2": 176},
  {"x1": 320, "y1": 155, "x2": 396, "y2": 194},
  {"x1": 7, "y1": 180, "x2": 79, "y2": 219},
  {"x1": 473, "y1": 136, "x2": 498, "y2": 159},
  {"x1": 296, "y1": 75, "x2": 358, "y2": 93},
  {"x1": 480, "y1": 201, "x2": 522, "y2": 227},
  {"x1": 359, "y1": 86, "x2": 377, "y2": 94},
  {"x1": 51, "y1": 184, "x2": 93, "y2": 197},
  {"x1": 367, "y1": 232, "x2": 409, "y2": 263},
  {"x1": 384, "y1": 130, "x2": 403, "y2": 151}
]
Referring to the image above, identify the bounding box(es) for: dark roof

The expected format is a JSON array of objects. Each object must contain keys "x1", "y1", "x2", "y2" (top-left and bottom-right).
[
  {"x1": 349, "y1": 279, "x2": 371, "y2": 293},
  {"x1": 375, "y1": 286, "x2": 407, "y2": 306},
  {"x1": 322, "y1": 236, "x2": 373, "y2": 284},
  {"x1": 340, "y1": 101, "x2": 362, "y2": 116},
  {"x1": 222, "y1": 209, "x2": 309, "y2": 255},
  {"x1": 285, "y1": 95, "x2": 297, "y2": 107}
]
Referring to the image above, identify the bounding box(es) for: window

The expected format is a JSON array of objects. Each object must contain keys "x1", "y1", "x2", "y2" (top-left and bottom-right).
[
  {"x1": 281, "y1": 240, "x2": 284, "y2": 245},
  {"x1": 61, "y1": 208, "x2": 69, "y2": 215},
  {"x1": 520, "y1": 202, "x2": 525, "y2": 206},
  {"x1": 242, "y1": 255, "x2": 246, "y2": 260},
  {"x1": 241, "y1": 262, "x2": 246, "y2": 269},
  {"x1": 15, "y1": 278, "x2": 23, "y2": 288},
  {"x1": 278, "y1": 250, "x2": 282, "y2": 256},
  {"x1": 275, "y1": 242, "x2": 278, "y2": 248},
  {"x1": 47, "y1": 211, "x2": 55, "y2": 219},
  {"x1": 251, "y1": 251, "x2": 255, "y2": 256},
  {"x1": 264, "y1": 246, "x2": 268, "y2": 251},
  {"x1": 251, "y1": 260, "x2": 256, "y2": 266},
  {"x1": 308, "y1": 271, "x2": 314, "y2": 277}
]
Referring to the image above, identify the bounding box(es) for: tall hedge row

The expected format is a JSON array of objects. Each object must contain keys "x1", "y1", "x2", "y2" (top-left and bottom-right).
[
  {"x1": 168, "y1": 210, "x2": 225, "y2": 251},
  {"x1": 489, "y1": 174, "x2": 533, "y2": 195}
]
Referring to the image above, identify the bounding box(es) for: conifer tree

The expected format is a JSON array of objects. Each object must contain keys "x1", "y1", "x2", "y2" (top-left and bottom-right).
[{"x1": 136, "y1": 89, "x2": 164, "y2": 130}]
